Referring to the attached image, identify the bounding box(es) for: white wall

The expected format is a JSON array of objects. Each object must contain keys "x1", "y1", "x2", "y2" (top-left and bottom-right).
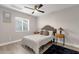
[
  {"x1": 38, "y1": 5, "x2": 79, "y2": 47},
  {"x1": 0, "y1": 6, "x2": 38, "y2": 44}
]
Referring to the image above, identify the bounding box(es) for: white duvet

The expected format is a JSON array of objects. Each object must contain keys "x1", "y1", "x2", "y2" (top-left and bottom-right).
[{"x1": 22, "y1": 34, "x2": 53, "y2": 54}]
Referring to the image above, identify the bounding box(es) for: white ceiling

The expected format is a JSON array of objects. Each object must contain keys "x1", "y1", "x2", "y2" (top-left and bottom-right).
[{"x1": 0, "y1": 4, "x2": 76, "y2": 17}]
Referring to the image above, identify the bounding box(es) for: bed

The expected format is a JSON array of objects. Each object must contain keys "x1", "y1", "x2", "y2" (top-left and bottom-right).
[
  {"x1": 22, "y1": 34, "x2": 52, "y2": 53},
  {"x1": 22, "y1": 25, "x2": 55, "y2": 54}
]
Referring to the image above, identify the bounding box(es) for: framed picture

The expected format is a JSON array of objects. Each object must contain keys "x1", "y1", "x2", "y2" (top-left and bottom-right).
[{"x1": 3, "y1": 11, "x2": 11, "y2": 23}]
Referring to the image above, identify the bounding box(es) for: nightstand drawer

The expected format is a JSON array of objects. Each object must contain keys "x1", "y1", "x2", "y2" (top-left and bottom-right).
[{"x1": 55, "y1": 34, "x2": 64, "y2": 38}]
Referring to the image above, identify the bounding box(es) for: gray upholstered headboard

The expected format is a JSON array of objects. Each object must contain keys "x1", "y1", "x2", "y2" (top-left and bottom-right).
[
  {"x1": 41, "y1": 25, "x2": 55, "y2": 31},
  {"x1": 40, "y1": 25, "x2": 57, "y2": 35}
]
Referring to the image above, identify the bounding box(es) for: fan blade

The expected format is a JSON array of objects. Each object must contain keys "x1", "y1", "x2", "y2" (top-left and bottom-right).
[
  {"x1": 32, "y1": 11, "x2": 35, "y2": 14},
  {"x1": 24, "y1": 6, "x2": 34, "y2": 10},
  {"x1": 36, "y1": 9, "x2": 45, "y2": 13},
  {"x1": 38, "y1": 4, "x2": 43, "y2": 9}
]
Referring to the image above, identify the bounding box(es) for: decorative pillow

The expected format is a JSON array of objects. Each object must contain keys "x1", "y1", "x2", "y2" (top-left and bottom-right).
[
  {"x1": 43, "y1": 30, "x2": 49, "y2": 36},
  {"x1": 40, "y1": 31, "x2": 44, "y2": 35},
  {"x1": 40, "y1": 30, "x2": 49, "y2": 36}
]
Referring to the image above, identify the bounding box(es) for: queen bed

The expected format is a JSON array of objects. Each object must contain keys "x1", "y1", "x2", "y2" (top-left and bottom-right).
[{"x1": 22, "y1": 25, "x2": 55, "y2": 54}]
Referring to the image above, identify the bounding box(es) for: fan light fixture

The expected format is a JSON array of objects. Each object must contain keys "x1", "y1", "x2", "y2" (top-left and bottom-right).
[{"x1": 24, "y1": 4, "x2": 45, "y2": 14}]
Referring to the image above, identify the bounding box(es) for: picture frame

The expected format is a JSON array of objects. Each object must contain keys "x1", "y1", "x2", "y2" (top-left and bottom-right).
[{"x1": 3, "y1": 11, "x2": 11, "y2": 23}]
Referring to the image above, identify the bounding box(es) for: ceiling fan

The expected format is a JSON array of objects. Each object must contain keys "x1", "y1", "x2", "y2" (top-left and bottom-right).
[{"x1": 24, "y1": 4, "x2": 45, "y2": 14}]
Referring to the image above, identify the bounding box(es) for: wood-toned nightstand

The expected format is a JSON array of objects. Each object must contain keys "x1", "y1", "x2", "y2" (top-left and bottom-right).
[{"x1": 55, "y1": 34, "x2": 65, "y2": 45}]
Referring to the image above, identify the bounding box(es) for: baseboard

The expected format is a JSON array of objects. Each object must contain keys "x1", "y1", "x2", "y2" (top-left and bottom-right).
[
  {"x1": 58, "y1": 41, "x2": 79, "y2": 49},
  {"x1": 65, "y1": 43, "x2": 79, "y2": 48},
  {"x1": 0, "y1": 39, "x2": 22, "y2": 46}
]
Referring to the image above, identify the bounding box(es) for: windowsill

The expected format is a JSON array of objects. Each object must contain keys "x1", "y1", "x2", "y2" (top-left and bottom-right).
[{"x1": 16, "y1": 31, "x2": 29, "y2": 33}]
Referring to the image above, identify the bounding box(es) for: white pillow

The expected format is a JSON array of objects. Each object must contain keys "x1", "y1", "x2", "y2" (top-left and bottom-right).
[{"x1": 48, "y1": 31, "x2": 53, "y2": 36}]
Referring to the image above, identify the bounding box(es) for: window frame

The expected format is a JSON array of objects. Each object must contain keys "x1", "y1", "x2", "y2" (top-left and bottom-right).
[{"x1": 15, "y1": 17, "x2": 29, "y2": 32}]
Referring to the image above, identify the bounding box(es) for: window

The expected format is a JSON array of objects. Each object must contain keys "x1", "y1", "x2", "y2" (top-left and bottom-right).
[{"x1": 15, "y1": 17, "x2": 29, "y2": 32}]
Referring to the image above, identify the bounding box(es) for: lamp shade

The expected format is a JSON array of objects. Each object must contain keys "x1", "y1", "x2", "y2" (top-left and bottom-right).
[{"x1": 58, "y1": 27, "x2": 64, "y2": 31}]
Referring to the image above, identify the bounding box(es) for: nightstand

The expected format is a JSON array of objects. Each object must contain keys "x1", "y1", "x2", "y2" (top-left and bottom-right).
[{"x1": 55, "y1": 34, "x2": 65, "y2": 45}]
